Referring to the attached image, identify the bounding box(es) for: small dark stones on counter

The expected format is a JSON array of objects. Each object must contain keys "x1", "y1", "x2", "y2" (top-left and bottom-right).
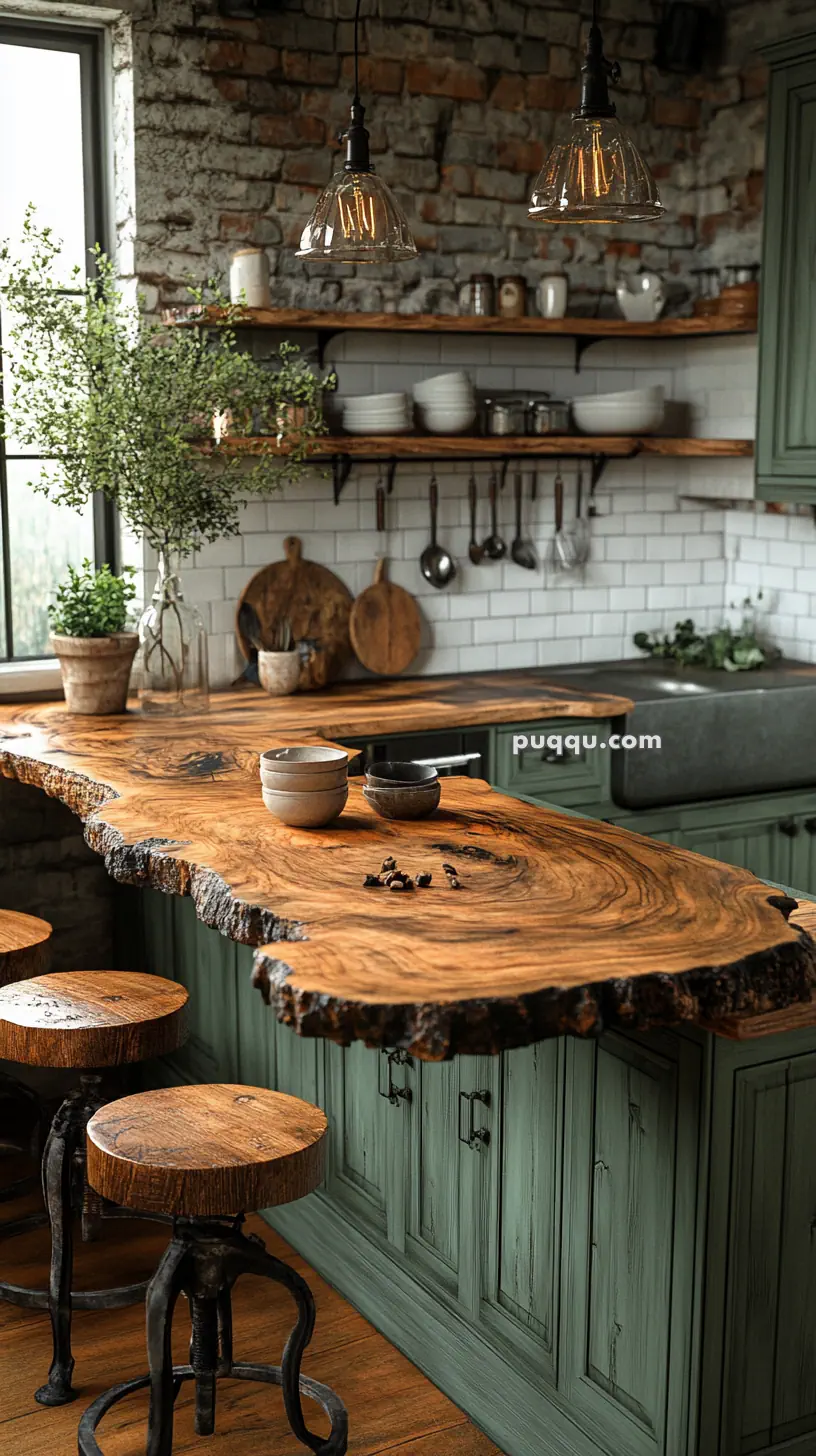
[
  {"x1": 381, "y1": 857, "x2": 396, "y2": 873},
  {"x1": 416, "y1": 871, "x2": 432, "y2": 887},
  {"x1": 442, "y1": 863, "x2": 459, "y2": 877},
  {"x1": 363, "y1": 874, "x2": 383, "y2": 888},
  {"x1": 365, "y1": 860, "x2": 450, "y2": 890},
  {"x1": 448, "y1": 877, "x2": 461, "y2": 889}
]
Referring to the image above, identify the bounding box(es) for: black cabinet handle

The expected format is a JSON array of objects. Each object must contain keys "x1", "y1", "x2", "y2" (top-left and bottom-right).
[
  {"x1": 804, "y1": 818, "x2": 816, "y2": 834},
  {"x1": 458, "y1": 1089, "x2": 491, "y2": 1150},
  {"x1": 378, "y1": 1049, "x2": 412, "y2": 1106},
  {"x1": 542, "y1": 748, "x2": 572, "y2": 764},
  {"x1": 779, "y1": 817, "x2": 800, "y2": 838}
]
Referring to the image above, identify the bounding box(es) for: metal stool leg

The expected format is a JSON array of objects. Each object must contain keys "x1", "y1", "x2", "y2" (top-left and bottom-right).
[
  {"x1": 78, "y1": 1216, "x2": 348, "y2": 1456},
  {"x1": 145, "y1": 1237, "x2": 189, "y2": 1456},
  {"x1": 34, "y1": 1089, "x2": 83, "y2": 1405}
]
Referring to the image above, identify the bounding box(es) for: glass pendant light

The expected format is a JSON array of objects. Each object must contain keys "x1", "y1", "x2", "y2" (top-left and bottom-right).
[
  {"x1": 529, "y1": 1, "x2": 664, "y2": 225},
  {"x1": 296, "y1": 0, "x2": 417, "y2": 263}
]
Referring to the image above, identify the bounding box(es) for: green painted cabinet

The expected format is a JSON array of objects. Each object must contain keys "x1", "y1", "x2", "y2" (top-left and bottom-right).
[
  {"x1": 129, "y1": 890, "x2": 816, "y2": 1456},
  {"x1": 756, "y1": 30, "x2": 816, "y2": 500}
]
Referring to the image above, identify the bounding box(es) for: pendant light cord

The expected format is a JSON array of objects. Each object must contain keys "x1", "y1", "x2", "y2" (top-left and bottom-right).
[{"x1": 353, "y1": 0, "x2": 363, "y2": 103}]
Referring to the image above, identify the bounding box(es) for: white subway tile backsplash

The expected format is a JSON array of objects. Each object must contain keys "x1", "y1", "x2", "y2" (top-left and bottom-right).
[{"x1": 152, "y1": 336, "x2": 816, "y2": 686}]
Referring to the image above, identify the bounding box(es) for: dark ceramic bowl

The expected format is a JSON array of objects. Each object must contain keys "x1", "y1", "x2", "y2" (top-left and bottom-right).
[
  {"x1": 363, "y1": 780, "x2": 441, "y2": 820},
  {"x1": 365, "y1": 760, "x2": 439, "y2": 789}
]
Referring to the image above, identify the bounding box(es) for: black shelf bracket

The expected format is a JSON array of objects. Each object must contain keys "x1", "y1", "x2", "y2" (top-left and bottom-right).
[
  {"x1": 329, "y1": 447, "x2": 647, "y2": 502},
  {"x1": 332, "y1": 453, "x2": 353, "y2": 504},
  {"x1": 574, "y1": 336, "x2": 601, "y2": 373}
]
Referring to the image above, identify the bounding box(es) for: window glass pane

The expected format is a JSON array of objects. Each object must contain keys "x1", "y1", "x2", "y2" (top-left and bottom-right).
[
  {"x1": 0, "y1": 43, "x2": 86, "y2": 282},
  {"x1": 6, "y1": 460, "x2": 94, "y2": 658}
]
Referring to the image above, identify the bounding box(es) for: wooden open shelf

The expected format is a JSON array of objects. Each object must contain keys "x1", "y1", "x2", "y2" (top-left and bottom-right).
[
  {"x1": 165, "y1": 304, "x2": 756, "y2": 343},
  {"x1": 218, "y1": 433, "x2": 754, "y2": 460}
]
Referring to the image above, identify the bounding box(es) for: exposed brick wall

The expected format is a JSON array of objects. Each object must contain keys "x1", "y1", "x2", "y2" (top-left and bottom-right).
[
  {"x1": 97, "y1": 0, "x2": 816, "y2": 318},
  {"x1": 0, "y1": 778, "x2": 115, "y2": 971}
]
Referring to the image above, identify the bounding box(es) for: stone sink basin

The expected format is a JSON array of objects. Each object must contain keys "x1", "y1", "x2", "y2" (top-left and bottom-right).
[{"x1": 540, "y1": 658, "x2": 816, "y2": 808}]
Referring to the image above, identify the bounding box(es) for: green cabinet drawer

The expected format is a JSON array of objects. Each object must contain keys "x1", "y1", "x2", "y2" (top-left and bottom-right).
[{"x1": 494, "y1": 719, "x2": 611, "y2": 807}]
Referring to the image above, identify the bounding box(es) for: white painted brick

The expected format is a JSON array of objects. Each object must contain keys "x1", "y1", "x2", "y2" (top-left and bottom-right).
[
  {"x1": 645, "y1": 537, "x2": 684, "y2": 562},
  {"x1": 490, "y1": 590, "x2": 531, "y2": 617},
  {"x1": 625, "y1": 563, "x2": 664, "y2": 586},
  {"x1": 474, "y1": 618, "x2": 515, "y2": 645},
  {"x1": 797, "y1": 568, "x2": 816, "y2": 593},
  {"x1": 647, "y1": 586, "x2": 682, "y2": 609},
  {"x1": 684, "y1": 533, "x2": 723, "y2": 561},
  {"x1": 605, "y1": 536, "x2": 646, "y2": 562},
  {"x1": 450, "y1": 593, "x2": 489, "y2": 619},
  {"x1": 515, "y1": 614, "x2": 556, "y2": 641},
  {"x1": 609, "y1": 587, "x2": 647, "y2": 611},
  {"x1": 538, "y1": 639, "x2": 583, "y2": 666},
  {"x1": 555, "y1": 613, "x2": 593, "y2": 637},
  {"x1": 664, "y1": 560, "x2": 701, "y2": 585},
  {"x1": 459, "y1": 644, "x2": 498, "y2": 671}
]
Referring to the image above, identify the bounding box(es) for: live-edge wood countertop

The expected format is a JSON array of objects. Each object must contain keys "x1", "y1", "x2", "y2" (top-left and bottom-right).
[{"x1": 1, "y1": 671, "x2": 814, "y2": 1059}]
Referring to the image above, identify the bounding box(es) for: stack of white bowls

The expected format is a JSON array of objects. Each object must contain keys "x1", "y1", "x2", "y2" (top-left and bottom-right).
[
  {"x1": 341, "y1": 392, "x2": 412, "y2": 435},
  {"x1": 260, "y1": 745, "x2": 349, "y2": 827},
  {"x1": 413, "y1": 372, "x2": 477, "y2": 434},
  {"x1": 571, "y1": 385, "x2": 665, "y2": 436}
]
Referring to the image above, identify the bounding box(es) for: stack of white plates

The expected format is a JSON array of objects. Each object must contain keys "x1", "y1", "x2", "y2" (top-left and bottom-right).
[
  {"x1": 342, "y1": 392, "x2": 412, "y2": 435},
  {"x1": 413, "y1": 372, "x2": 477, "y2": 434},
  {"x1": 572, "y1": 385, "x2": 665, "y2": 436}
]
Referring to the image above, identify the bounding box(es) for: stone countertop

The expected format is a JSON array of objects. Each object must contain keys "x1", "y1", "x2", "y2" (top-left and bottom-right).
[{"x1": 1, "y1": 677, "x2": 814, "y2": 1059}]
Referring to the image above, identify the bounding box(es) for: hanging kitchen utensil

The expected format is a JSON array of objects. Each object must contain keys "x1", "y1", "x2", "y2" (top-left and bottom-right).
[
  {"x1": 482, "y1": 471, "x2": 507, "y2": 560},
  {"x1": 375, "y1": 480, "x2": 385, "y2": 533},
  {"x1": 546, "y1": 470, "x2": 578, "y2": 574},
  {"x1": 236, "y1": 536, "x2": 354, "y2": 691},
  {"x1": 468, "y1": 474, "x2": 485, "y2": 564},
  {"x1": 510, "y1": 470, "x2": 537, "y2": 570},
  {"x1": 350, "y1": 557, "x2": 422, "y2": 676},
  {"x1": 420, "y1": 476, "x2": 457, "y2": 589},
  {"x1": 572, "y1": 468, "x2": 592, "y2": 565}
]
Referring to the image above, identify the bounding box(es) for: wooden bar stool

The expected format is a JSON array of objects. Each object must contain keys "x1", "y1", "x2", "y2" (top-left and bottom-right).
[
  {"x1": 0, "y1": 970, "x2": 188, "y2": 1407},
  {"x1": 79, "y1": 1083, "x2": 348, "y2": 1456},
  {"x1": 0, "y1": 909, "x2": 53, "y2": 1203}
]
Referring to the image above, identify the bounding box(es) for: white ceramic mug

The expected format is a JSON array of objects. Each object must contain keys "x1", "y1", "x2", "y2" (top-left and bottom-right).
[
  {"x1": 537, "y1": 275, "x2": 568, "y2": 319},
  {"x1": 229, "y1": 248, "x2": 271, "y2": 308}
]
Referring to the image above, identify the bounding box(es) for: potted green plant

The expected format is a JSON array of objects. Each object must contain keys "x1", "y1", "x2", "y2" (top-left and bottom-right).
[
  {"x1": 265, "y1": 340, "x2": 335, "y2": 444},
  {"x1": 48, "y1": 560, "x2": 138, "y2": 714},
  {"x1": 0, "y1": 212, "x2": 334, "y2": 715}
]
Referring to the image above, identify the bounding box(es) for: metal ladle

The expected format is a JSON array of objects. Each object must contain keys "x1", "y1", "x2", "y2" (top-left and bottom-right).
[
  {"x1": 468, "y1": 474, "x2": 485, "y2": 564},
  {"x1": 482, "y1": 472, "x2": 507, "y2": 560},
  {"x1": 420, "y1": 475, "x2": 457, "y2": 589},
  {"x1": 510, "y1": 470, "x2": 537, "y2": 570}
]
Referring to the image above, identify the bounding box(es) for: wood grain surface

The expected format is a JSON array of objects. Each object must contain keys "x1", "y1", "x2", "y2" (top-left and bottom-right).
[
  {"x1": 0, "y1": 1208, "x2": 500, "y2": 1456},
  {"x1": 163, "y1": 303, "x2": 756, "y2": 341},
  {"x1": 0, "y1": 970, "x2": 188, "y2": 1068},
  {"x1": 216, "y1": 435, "x2": 754, "y2": 462},
  {"x1": 0, "y1": 910, "x2": 52, "y2": 988},
  {"x1": 0, "y1": 687, "x2": 813, "y2": 1057},
  {"x1": 349, "y1": 558, "x2": 422, "y2": 676},
  {"x1": 86, "y1": 1084, "x2": 327, "y2": 1216},
  {"x1": 703, "y1": 899, "x2": 816, "y2": 1039},
  {"x1": 236, "y1": 535, "x2": 353, "y2": 689}
]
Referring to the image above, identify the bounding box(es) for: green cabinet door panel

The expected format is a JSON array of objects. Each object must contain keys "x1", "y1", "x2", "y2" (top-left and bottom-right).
[
  {"x1": 720, "y1": 1052, "x2": 816, "y2": 1454},
  {"x1": 404, "y1": 1053, "x2": 489, "y2": 1316},
  {"x1": 561, "y1": 1031, "x2": 702, "y2": 1456},
  {"x1": 324, "y1": 1041, "x2": 393, "y2": 1238},
  {"x1": 676, "y1": 814, "x2": 794, "y2": 885},
  {"x1": 494, "y1": 720, "x2": 612, "y2": 807},
  {"x1": 757, "y1": 33, "x2": 816, "y2": 500},
  {"x1": 480, "y1": 1039, "x2": 564, "y2": 1385}
]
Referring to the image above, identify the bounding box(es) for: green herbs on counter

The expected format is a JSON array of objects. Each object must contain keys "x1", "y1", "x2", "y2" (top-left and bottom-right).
[{"x1": 634, "y1": 597, "x2": 774, "y2": 672}]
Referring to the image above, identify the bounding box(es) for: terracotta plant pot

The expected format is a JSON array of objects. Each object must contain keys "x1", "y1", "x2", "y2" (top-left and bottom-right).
[
  {"x1": 51, "y1": 633, "x2": 139, "y2": 715},
  {"x1": 257, "y1": 648, "x2": 300, "y2": 697}
]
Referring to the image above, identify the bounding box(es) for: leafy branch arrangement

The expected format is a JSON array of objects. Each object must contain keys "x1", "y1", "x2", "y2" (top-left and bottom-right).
[
  {"x1": 0, "y1": 212, "x2": 333, "y2": 559},
  {"x1": 634, "y1": 597, "x2": 773, "y2": 672},
  {"x1": 48, "y1": 559, "x2": 137, "y2": 638}
]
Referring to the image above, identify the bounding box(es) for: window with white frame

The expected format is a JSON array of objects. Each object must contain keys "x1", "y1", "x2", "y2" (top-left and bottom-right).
[{"x1": 0, "y1": 21, "x2": 113, "y2": 663}]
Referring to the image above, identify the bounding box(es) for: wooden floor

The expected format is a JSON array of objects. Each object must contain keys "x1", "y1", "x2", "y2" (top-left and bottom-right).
[{"x1": 0, "y1": 1178, "x2": 501, "y2": 1456}]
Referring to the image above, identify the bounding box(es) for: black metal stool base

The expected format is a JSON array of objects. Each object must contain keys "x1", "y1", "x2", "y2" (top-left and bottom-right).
[
  {"x1": 78, "y1": 1215, "x2": 348, "y2": 1456},
  {"x1": 0, "y1": 1074, "x2": 161, "y2": 1407}
]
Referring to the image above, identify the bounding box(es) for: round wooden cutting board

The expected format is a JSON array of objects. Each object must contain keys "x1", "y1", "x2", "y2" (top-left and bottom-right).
[
  {"x1": 236, "y1": 536, "x2": 354, "y2": 691},
  {"x1": 349, "y1": 557, "x2": 422, "y2": 676}
]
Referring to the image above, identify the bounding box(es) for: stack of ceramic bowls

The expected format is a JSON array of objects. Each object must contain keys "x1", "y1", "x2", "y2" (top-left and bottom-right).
[
  {"x1": 363, "y1": 761, "x2": 441, "y2": 820},
  {"x1": 571, "y1": 385, "x2": 665, "y2": 436},
  {"x1": 413, "y1": 372, "x2": 477, "y2": 434},
  {"x1": 341, "y1": 392, "x2": 412, "y2": 435},
  {"x1": 260, "y1": 746, "x2": 349, "y2": 827}
]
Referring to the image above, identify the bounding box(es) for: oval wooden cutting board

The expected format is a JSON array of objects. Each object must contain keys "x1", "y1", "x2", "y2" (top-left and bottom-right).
[
  {"x1": 350, "y1": 558, "x2": 421, "y2": 676},
  {"x1": 236, "y1": 536, "x2": 353, "y2": 691}
]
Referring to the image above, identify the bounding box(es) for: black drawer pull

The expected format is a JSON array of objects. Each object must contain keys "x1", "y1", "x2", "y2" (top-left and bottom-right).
[
  {"x1": 458, "y1": 1089, "x2": 490, "y2": 1150},
  {"x1": 804, "y1": 818, "x2": 816, "y2": 834},
  {"x1": 378, "y1": 1049, "x2": 412, "y2": 1106},
  {"x1": 541, "y1": 748, "x2": 572, "y2": 764},
  {"x1": 778, "y1": 817, "x2": 800, "y2": 838}
]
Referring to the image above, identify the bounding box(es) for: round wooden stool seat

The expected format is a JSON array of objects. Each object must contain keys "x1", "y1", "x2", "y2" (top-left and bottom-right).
[
  {"x1": 86, "y1": 1084, "x2": 328, "y2": 1217},
  {"x1": 0, "y1": 909, "x2": 52, "y2": 987},
  {"x1": 0, "y1": 971, "x2": 188, "y2": 1069}
]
